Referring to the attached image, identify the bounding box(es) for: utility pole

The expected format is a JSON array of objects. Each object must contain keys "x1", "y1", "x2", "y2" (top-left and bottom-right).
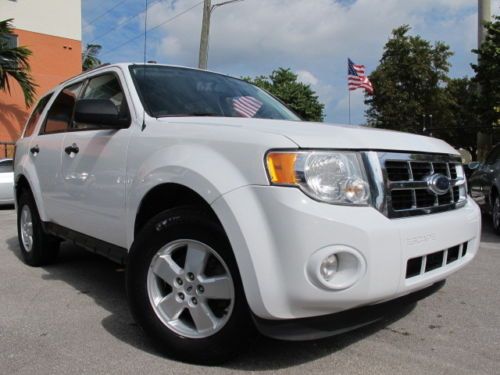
[
  {"x1": 198, "y1": 0, "x2": 243, "y2": 70},
  {"x1": 478, "y1": 0, "x2": 491, "y2": 47},
  {"x1": 198, "y1": 0, "x2": 211, "y2": 70},
  {"x1": 476, "y1": 0, "x2": 491, "y2": 161}
]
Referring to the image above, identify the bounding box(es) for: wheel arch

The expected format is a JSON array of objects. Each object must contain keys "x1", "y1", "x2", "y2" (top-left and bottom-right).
[{"x1": 133, "y1": 182, "x2": 222, "y2": 239}]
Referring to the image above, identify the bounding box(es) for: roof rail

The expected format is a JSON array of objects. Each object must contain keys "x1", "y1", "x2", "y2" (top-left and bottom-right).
[{"x1": 59, "y1": 63, "x2": 112, "y2": 85}]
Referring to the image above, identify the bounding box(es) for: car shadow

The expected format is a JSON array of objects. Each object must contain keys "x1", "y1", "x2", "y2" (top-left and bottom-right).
[{"x1": 5, "y1": 236, "x2": 417, "y2": 370}]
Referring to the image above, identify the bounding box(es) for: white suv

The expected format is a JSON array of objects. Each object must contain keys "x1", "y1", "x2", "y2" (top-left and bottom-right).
[{"x1": 14, "y1": 63, "x2": 481, "y2": 364}]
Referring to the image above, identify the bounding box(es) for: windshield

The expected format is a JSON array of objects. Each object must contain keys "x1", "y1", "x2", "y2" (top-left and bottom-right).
[{"x1": 129, "y1": 65, "x2": 300, "y2": 121}]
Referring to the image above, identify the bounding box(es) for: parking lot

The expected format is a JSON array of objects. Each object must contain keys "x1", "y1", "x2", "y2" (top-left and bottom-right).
[{"x1": 0, "y1": 206, "x2": 498, "y2": 375}]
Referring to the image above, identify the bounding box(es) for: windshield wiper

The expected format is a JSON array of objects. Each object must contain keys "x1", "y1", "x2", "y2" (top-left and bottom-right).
[{"x1": 157, "y1": 112, "x2": 222, "y2": 118}]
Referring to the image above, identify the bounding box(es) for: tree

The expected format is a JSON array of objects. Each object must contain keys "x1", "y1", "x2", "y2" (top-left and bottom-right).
[
  {"x1": 82, "y1": 44, "x2": 102, "y2": 71},
  {"x1": 443, "y1": 77, "x2": 480, "y2": 154},
  {"x1": 365, "y1": 25, "x2": 453, "y2": 135},
  {"x1": 0, "y1": 18, "x2": 37, "y2": 107},
  {"x1": 245, "y1": 68, "x2": 325, "y2": 121},
  {"x1": 471, "y1": 15, "x2": 500, "y2": 156}
]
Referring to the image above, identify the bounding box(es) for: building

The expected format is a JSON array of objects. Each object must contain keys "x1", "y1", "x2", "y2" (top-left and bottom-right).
[{"x1": 0, "y1": 0, "x2": 82, "y2": 145}]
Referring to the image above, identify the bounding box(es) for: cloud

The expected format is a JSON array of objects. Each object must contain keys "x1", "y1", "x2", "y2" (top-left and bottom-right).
[
  {"x1": 83, "y1": 0, "x2": 499, "y2": 124},
  {"x1": 297, "y1": 70, "x2": 319, "y2": 86}
]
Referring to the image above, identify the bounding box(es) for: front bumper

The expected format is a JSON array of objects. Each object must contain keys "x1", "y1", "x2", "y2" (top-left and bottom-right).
[
  {"x1": 253, "y1": 280, "x2": 446, "y2": 341},
  {"x1": 211, "y1": 186, "x2": 481, "y2": 320}
]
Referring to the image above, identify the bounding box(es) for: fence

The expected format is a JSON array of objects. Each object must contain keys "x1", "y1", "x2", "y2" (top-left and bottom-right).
[{"x1": 0, "y1": 142, "x2": 15, "y2": 159}]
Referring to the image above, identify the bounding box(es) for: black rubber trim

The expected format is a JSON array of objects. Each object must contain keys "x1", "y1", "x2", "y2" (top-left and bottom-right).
[
  {"x1": 252, "y1": 280, "x2": 446, "y2": 341},
  {"x1": 43, "y1": 222, "x2": 128, "y2": 265}
]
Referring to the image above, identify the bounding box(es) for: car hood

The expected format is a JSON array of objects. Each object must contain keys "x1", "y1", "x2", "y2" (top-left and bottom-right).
[{"x1": 156, "y1": 117, "x2": 458, "y2": 155}]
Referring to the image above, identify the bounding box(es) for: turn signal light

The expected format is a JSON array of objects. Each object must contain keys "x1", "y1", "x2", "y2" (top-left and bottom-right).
[{"x1": 266, "y1": 152, "x2": 297, "y2": 185}]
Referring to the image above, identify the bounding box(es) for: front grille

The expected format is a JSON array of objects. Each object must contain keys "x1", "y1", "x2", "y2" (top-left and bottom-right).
[
  {"x1": 406, "y1": 241, "x2": 469, "y2": 279},
  {"x1": 380, "y1": 153, "x2": 467, "y2": 218}
]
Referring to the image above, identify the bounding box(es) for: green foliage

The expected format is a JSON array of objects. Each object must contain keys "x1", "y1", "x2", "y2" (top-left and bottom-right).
[
  {"x1": 82, "y1": 44, "x2": 102, "y2": 71},
  {"x1": 245, "y1": 68, "x2": 325, "y2": 122},
  {"x1": 472, "y1": 15, "x2": 500, "y2": 129},
  {"x1": 0, "y1": 18, "x2": 37, "y2": 107},
  {"x1": 443, "y1": 77, "x2": 481, "y2": 153},
  {"x1": 365, "y1": 25, "x2": 453, "y2": 134}
]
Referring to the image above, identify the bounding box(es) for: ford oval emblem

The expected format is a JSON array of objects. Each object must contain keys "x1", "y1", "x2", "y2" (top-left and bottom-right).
[{"x1": 426, "y1": 173, "x2": 451, "y2": 195}]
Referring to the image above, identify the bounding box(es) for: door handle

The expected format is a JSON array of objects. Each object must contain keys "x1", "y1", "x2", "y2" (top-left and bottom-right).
[
  {"x1": 64, "y1": 143, "x2": 79, "y2": 155},
  {"x1": 30, "y1": 145, "x2": 39, "y2": 155}
]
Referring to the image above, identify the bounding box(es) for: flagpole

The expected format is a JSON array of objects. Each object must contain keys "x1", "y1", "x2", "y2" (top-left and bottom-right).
[{"x1": 348, "y1": 89, "x2": 351, "y2": 125}]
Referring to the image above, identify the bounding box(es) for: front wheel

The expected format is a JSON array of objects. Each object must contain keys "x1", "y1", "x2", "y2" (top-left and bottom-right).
[
  {"x1": 126, "y1": 207, "x2": 253, "y2": 364},
  {"x1": 492, "y1": 195, "x2": 500, "y2": 235}
]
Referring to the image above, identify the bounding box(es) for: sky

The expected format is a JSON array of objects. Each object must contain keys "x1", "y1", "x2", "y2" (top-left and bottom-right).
[{"x1": 82, "y1": 0, "x2": 500, "y2": 125}]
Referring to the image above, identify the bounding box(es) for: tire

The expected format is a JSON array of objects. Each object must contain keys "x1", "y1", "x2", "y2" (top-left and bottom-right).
[
  {"x1": 126, "y1": 207, "x2": 253, "y2": 365},
  {"x1": 492, "y1": 195, "x2": 500, "y2": 235},
  {"x1": 17, "y1": 190, "x2": 60, "y2": 266}
]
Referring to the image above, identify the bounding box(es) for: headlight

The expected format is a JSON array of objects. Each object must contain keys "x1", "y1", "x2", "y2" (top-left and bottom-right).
[{"x1": 266, "y1": 151, "x2": 370, "y2": 205}]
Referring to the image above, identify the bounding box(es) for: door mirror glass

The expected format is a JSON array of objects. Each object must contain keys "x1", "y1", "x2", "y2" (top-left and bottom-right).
[
  {"x1": 74, "y1": 99, "x2": 128, "y2": 128},
  {"x1": 468, "y1": 161, "x2": 481, "y2": 170}
]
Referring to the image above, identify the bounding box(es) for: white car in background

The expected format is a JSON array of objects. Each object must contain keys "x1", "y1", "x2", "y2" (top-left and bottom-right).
[{"x1": 0, "y1": 159, "x2": 14, "y2": 205}]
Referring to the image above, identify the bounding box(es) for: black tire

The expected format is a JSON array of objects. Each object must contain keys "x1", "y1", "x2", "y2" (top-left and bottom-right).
[
  {"x1": 126, "y1": 207, "x2": 253, "y2": 365},
  {"x1": 492, "y1": 195, "x2": 500, "y2": 235},
  {"x1": 17, "y1": 190, "x2": 60, "y2": 266}
]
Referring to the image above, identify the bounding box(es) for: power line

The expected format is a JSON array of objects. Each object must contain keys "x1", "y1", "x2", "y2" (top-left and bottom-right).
[
  {"x1": 86, "y1": 0, "x2": 129, "y2": 26},
  {"x1": 100, "y1": 0, "x2": 203, "y2": 58},
  {"x1": 87, "y1": 0, "x2": 164, "y2": 44}
]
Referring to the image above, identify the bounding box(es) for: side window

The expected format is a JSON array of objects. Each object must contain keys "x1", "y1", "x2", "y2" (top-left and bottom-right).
[
  {"x1": 23, "y1": 93, "x2": 53, "y2": 137},
  {"x1": 485, "y1": 145, "x2": 500, "y2": 165},
  {"x1": 74, "y1": 74, "x2": 130, "y2": 130},
  {"x1": 42, "y1": 82, "x2": 83, "y2": 134}
]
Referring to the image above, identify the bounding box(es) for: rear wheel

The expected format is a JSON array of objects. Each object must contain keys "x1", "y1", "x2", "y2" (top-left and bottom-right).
[
  {"x1": 492, "y1": 195, "x2": 500, "y2": 235},
  {"x1": 17, "y1": 191, "x2": 60, "y2": 266},
  {"x1": 126, "y1": 207, "x2": 253, "y2": 364}
]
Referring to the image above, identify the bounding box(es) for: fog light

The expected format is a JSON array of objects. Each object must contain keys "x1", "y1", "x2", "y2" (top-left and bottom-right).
[
  {"x1": 320, "y1": 254, "x2": 338, "y2": 281},
  {"x1": 307, "y1": 245, "x2": 366, "y2": 290}
]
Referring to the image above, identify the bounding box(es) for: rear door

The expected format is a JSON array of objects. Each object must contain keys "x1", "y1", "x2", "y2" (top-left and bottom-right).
[
  {"x1": 29, "y1": 82, "x2": 83, "y2": 221},
  {"x1": 59, "y1": 70, "x2": 133, "y2": 247}
]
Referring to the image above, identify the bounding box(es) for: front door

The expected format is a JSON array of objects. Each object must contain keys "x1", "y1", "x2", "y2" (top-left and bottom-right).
[{"x1": 59, "y1": 72, "x2": 133, "y2": 247}]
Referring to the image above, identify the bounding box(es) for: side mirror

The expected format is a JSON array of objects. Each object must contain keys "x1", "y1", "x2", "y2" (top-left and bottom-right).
[
  {"x1": 468, "y1": 161, "x2": 481, "y2": 170},
  {"x1": 74, "y1": 99, "x2": 129, "y2": 128}
]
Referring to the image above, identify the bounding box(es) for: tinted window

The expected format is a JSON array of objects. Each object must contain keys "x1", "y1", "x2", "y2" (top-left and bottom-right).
[
  {"x1": 75, "y1": 74, "x2": 129, "y2": 130},
  {"x1": 42, "y1": 82, "x2": 83, "y2": 134},
  {"x1": 23, "y1": 94, "x2": 53, "y2": 137},
  {"x1": 0, "y1": 159, "x2": 13, "y2": 173},
  {"x1": 485, "y1": 145, "x2": 500, "y2": 165},
  {"x1": 130, "y1": 65, "x2": 300, "y2": 121}
]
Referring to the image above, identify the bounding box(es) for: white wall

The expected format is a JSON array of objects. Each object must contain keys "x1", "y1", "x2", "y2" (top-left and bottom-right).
[{"x1": 0, "y1": 0, "x2": 81, "y2": 41}]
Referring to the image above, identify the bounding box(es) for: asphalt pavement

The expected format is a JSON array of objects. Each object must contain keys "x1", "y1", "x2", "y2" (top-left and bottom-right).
[{"x1": 0, "y1": 206, "x2": 499, "y2": 375}]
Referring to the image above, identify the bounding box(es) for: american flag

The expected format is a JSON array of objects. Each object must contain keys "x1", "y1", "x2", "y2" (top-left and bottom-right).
[
  {"x1": 348, "y1": 58, "x2": 373, "y2": 94},
  {"x1": 233, "y1": 96, "x2": 263, "y2": 118}
]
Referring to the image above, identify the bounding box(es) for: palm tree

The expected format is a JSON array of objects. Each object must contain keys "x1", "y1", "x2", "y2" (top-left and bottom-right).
[
  {"x1": 0, "y1": 19, "x2": 37, "y2": 107},
  {"x1": 82, "y1": 44, "x2": 102, "y2": 71}
]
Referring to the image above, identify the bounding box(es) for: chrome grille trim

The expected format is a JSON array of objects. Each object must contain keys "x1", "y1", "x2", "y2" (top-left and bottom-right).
[{"x1": 365, "y1": 152, "x2": 467, "y2": 218}]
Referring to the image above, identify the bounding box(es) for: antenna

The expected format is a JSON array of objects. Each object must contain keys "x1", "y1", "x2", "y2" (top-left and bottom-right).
[{"x1": 142, "y1": 0, "x2": 149, "y2": 131}]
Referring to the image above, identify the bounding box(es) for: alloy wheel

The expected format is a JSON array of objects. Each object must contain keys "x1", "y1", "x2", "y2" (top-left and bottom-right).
[
  {"x1": 20, "y1": 205, "x2": 34, "y2": 252},
  {"x1": 146, "y1": 239, "x2": 235, "y2": 339}
]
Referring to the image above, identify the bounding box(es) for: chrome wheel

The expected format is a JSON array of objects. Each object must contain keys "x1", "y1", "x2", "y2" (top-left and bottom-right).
[
  {"x1": 20, "y1": 205, "x2": 34, "y2": 252},
  {"x1": 493, "y1": 197, "x2": 500, "y2": 231},
  {"x1": 147, "y1": 239, "x2": 235, "y2": 339}
]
